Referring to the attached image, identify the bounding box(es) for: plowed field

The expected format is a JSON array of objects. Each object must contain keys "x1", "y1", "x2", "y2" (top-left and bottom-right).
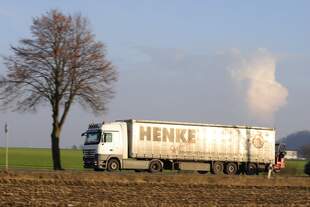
[{"x1": 0, "y1": 171, "x2": 309, "y2": 207}]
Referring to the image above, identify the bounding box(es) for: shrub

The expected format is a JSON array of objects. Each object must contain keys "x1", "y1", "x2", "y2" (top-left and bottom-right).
[{"x1": 304, "y1": 161, "x2": 310, "y2": 175}]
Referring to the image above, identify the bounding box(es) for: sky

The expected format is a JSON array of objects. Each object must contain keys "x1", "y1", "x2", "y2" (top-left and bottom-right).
[{"x1": 0, "y1": 0, "x2": 309, "y2": 148}]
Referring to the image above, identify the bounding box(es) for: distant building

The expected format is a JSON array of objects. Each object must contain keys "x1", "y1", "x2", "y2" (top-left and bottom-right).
[{"x1": 285, "y1": 150, "x2": 298, "y2": 160}]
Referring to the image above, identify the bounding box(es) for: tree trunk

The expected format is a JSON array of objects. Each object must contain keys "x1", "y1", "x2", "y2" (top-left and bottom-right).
[
  {"x1": 51, "y1": 123, "x2": 63, "y2": 170},
  {"x1": 51, "y1": 99, "x2": 63, "y2": 170}
]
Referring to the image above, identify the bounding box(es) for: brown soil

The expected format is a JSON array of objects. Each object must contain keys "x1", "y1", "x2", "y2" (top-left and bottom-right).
[{"x1": 0, "y1": 170, "x2": 309, "y2": 207}]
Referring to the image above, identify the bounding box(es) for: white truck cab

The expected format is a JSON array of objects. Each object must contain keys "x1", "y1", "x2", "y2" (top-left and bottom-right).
[{"x1": 82, "y1": 122, "x2": 128, "y2": 170}]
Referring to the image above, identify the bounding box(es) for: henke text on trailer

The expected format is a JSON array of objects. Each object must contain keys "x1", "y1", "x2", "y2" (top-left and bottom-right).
[{"x1": 82, "y1": 119, "x2": 285, "y2": 175}]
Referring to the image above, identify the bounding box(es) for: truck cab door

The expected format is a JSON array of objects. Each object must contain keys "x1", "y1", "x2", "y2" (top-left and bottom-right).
[{"x1": 103, "y1": 131, "x2": 122, "y2": 156}]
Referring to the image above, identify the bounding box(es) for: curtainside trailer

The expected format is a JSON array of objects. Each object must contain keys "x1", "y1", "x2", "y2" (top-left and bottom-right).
[{"x1": 82, "y1": 119, "x2": 285, "y2": 175}]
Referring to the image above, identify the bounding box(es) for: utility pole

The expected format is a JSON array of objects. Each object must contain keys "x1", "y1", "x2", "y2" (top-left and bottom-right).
[{"x1": 4, "y1": 122, "x2": 8, "y2": 171}]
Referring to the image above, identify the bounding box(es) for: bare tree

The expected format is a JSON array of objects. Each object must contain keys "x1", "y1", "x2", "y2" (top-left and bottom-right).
[{"x1": 0, "y1": 10, "x2": 117, "y2": 170}]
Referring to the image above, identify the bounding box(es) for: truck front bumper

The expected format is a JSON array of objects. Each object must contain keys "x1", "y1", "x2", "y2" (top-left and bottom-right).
[
  {"x1": 94, "y1": 154, "x2": 109, "y2": 170},
  {"x1": 83, "y1": 157, "x2": 95, "y2": 168}
]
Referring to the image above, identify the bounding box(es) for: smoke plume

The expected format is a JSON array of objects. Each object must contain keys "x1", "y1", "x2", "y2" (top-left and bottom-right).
[{"x1": 230, "y1": 49, "x2": 288, "y2": 122}]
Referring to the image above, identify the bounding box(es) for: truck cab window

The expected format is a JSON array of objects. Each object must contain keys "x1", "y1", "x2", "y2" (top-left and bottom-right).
[
  {"x1": 104, "y1": 133, "x2": 113, "y2": 142},
  {"x1": 84, "y1": 131, "x2": 101, "y2": 145}
]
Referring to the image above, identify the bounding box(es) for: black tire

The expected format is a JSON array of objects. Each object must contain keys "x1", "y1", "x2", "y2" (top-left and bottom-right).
[
  {"x1": 212, "y1": 161, "x2": 224, "y2": 175},
  {"x1": 246, "y1": 163, "x2": 257, "y2": 175},
  {"x1": 225, "y1": 162, "x2": 238, "y2": 175},
  {"x1": 107, "y1": 159, "x2": 120, "y2": 172},
  {"x1": 149, "y1": 160, "x2": 162, "y2": 173}
]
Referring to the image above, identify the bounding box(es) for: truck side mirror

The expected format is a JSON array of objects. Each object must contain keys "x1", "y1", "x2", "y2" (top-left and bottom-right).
[{"x1": 81, "y1": 132, "x2": 86, "y2": 136}]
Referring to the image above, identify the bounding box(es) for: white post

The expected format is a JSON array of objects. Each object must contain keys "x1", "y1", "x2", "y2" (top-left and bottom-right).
[
  {"x1": 267, "y1": 164, "x2": 272, "y2": 179},
  {"x1": 5, "y1": 123, "x2": 8, "y2": 171}
]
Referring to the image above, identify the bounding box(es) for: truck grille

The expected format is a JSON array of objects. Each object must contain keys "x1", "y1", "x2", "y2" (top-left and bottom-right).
[{"x1": 83, "y1": 149, "x2": 96, "y2": 158}]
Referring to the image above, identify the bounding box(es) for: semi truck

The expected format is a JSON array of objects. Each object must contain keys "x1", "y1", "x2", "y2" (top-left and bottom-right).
[{"x1": 82, "y1": 119, "x2": 285, "y2": 175}]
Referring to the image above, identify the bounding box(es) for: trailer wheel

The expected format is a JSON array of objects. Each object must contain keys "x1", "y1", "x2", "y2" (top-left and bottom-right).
[
  {"x1": 107, "y1": 158, "x2": 120, "y2": 172},
  {"x1": 149, "y1": 160, "x2": 162, "y2": 173},
  {"x1": 246, "y1": 163, "x2": 257, "y2": 175},
  {"x1": 225, "y1": 162, "x2": 238, "y2": 175},
  {"x1": 212, "y1": 161, "x2": 224, "y2": 175}
]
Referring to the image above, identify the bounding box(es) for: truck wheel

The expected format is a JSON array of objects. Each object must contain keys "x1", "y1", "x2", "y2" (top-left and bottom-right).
[
  {"x1": 107, "y1": 159, "x2": 120, "y2": 172},
  {"x1": 212, "y1": 161, "x2": 224, "y2": 175},
  {"x1": 246, "y1": 163, "x2": 257, "y2": 175},
  {"x1": 149, "y1": 160, "x2": 162, "y2": 173},
  {"x1": 225, "y1": 162, "x2": 238, "y2": 175}
]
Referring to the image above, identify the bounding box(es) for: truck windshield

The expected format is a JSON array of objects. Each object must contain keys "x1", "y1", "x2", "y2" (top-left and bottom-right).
[{"x1": 84, "y1": 131, "x2": 102, "y2": 145}]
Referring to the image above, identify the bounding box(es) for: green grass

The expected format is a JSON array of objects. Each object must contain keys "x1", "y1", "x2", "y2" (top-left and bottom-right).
[
  {"x1": 0, "y1": 147, "x2": 309, "y2": 176},
  {"x1": 0, "y1": 147, "x2": 84, "y2": 170},
  {"x1": 280, "y1": 159, "x2": 308, "y2": 176}
]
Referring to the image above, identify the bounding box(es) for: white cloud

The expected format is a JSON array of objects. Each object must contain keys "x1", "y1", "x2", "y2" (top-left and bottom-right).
[{"x1": 230, "y1": 49, "x2": 288, "y2": 122}]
